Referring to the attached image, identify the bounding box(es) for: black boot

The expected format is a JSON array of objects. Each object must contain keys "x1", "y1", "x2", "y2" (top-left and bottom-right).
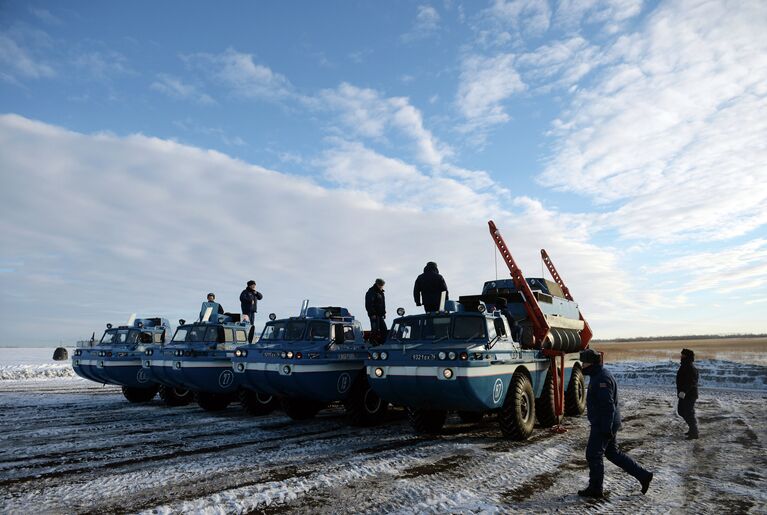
[
  {"x1": 640, "y1": 472, "x2": 653, "y2": 494},
  {"x1": 578, "y1": 486, "x2": 604, "y2": 498},
  {"x1": 686, "y1": 433, "x2": 699, "y2": 440}
]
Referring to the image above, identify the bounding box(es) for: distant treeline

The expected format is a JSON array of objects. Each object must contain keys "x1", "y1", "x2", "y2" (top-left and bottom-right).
[{"x1": 593, "y1": 333, "x2": 767, "y2": 343}]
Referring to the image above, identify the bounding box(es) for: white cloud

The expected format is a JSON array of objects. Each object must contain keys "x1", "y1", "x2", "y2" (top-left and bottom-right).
[
  {"x1": 183, "y1": 48, "x2": 293, "y2": 100},
  {"x1": 455, "y1": 53, "x2": 526, "y2": 132},
  {"x1": 151, "y1": 74, "x2": 215, "y2": 105},
  {"x1": 553, "y1": 0, "x2": 644, "y2": 34},
  {"x1": 0, "y1": 31, "x2": 55, "y2": 82},
  {"x1": 484, "y1": 0, "x2": 551, "y2": 41},
  {"x1": 401, "y1": 5, "x2": 441, "y2": 42},
  {"x1": 0, "y1": 114, "x2": 645, "y2": 344},
  {"x1": 540, "y1": 0, "x2": 767, "y2": 242},
  {"x1": 71, "y1": 50, "x2": 133, "y2": 80},
  {"x1": 29, "y1": 7, "x2": 62, "y2": 26}
]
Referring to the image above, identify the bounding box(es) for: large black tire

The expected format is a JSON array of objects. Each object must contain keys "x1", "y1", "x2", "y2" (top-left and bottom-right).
[
  {"x1": 458, "y1": 411, "x2": 484, "y2": 424},
  {"x1": 344, "y1": 378, "x2": 389, "y2": 426},
  {"x1": 536, "y1": 368, "x2": 564, "y2": 428},
  {"x1": 122, "y1": 385, "x2": 158, "y2": 403},
  {"x1": 196, "y1": 392, "x2": 231, "y2": 411},
  {"x1": 565, "y1": 365, "x2": 587, "y2": 416},
  {"x1": 281, "y1": 397, "x2": 323, "y2": 420},
  {"x1": 239, "y1": 389, "x2": 278, "y2": 416},
  {"x1": 499, "y1": 373, "x2": 535, "y2": 440},
  {"x1": 407, "y1": 408, "x2": 447, "y2": 434},
  {"x1": 159, "y1": 385, "x2": 193, "y2": 406}
]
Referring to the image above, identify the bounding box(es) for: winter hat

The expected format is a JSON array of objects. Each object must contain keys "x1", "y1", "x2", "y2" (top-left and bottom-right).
[
  {"x1": 681, "y1": 348, "x2": 695, "y2": 360},
  {"x1": 247, "y1": 280, "x2": 256, "y2": 286},
  {"x1": 579, "y1": 349, "x2": 601, "y2": 364},
  {"x1": 375, "y1": 278, "x2": 385, "y2": 286}
]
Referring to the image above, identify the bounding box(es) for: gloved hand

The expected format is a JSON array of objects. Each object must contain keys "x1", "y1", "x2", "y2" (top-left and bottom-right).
[{"x1": 678, "y1": 391, "x2": 686, "y2": 399}]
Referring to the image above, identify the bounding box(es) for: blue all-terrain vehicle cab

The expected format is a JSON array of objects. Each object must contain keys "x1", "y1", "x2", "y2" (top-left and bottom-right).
[
  {"x1": 143, "y1": 311, "x2": 253, "y2": 411},
  {"x1": 365, "y1": 221, "x2": 592, "y2": 439},
  {"x1": 72, "y1": 316, "x2": 171, "y2": 403},
  {"x1": 232, "y1": 302, "x2": 388, "y2": 425}
]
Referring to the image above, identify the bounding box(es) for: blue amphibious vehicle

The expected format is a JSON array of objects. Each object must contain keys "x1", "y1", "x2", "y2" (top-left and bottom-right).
[
  {"x1": 143, "y1": 311, "x2": 255, "y2": 411},
  {"x1": 232, "y1": 302, "x2": 388, "y2": 425},
  {"x1": 72, "y1": 316, "x2": 171, "y2": 402},
  {"x1": 366, "y1": 221, "x2": 592, "y2": 439}
]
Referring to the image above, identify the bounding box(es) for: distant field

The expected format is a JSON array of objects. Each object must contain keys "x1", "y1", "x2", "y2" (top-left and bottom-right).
[{"x1": 592, "y1": 337, "x2": 767, "y2": 364}]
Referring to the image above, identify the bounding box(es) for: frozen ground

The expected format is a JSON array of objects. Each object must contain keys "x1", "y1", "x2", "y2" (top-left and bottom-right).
[{"x1": 1, "y1": 349, "x2": 765, "y2": 514}]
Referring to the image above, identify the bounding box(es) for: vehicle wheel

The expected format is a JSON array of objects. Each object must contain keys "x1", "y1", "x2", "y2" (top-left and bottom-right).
[
  {"x1": 239, "y1": 389, "x2": 278, "y2": 416},
  {"x1": 499, "y1": 372, "x2": 535, "y2": 440},
  {"x1": 535, "y1": 368, "x2": 564, "y2": 428},
  {"x1": 565, "y1": 365, "x2": 587, "y2": 416},
  {"x1": 159, "y1": 385, "x2": 192, "y2": 406},
  {"x1": 196, "y1": 392, "x2": 231, "y2": 411},
  {"x1": 407, "y1": 408, "x2": 447, "y2": 434},
  {"x1": 122, "y1": 385, "x2": 158, "y2": 403},
  {"x1": 344, "y1": 378, "x2": 389, "y2": 426},
  {"x1": 458, "y1": 411, "x2": 484, "y2": 424},
  {"x1": 281, "y1": 397, "x2": 323, "y2": 420}
]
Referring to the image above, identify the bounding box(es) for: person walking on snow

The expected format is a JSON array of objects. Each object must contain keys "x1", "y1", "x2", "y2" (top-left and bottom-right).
[
  {"x1": 677, "y1": 348, "x2": 699, "y2": 439},
  {"x1": 413, "y1": 261, "x2": 448, "y2": 312},
  {"x1": 577, "y1": 349, "x2": 653, "y2": 498},
  {"x1": 239, "y1": 280, "x2": 263, "y2": 324},
  {"x1": 365, "y1": 278, "x2": 387, "y2": 343}
]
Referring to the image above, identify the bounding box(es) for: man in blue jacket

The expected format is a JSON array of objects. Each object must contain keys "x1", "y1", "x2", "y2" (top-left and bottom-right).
[
  {"x1": 578, "y1": 349, "x2": 653, "y2": 498},
  {"x1": 240, "y1": 280, "x2": 263, "y2": 324},
  {"x1": 676, "y1": 348, "x2": 699, "y2": 439},
  {"x1": 413, "y1": 262, "x2": 448, "y2": 312}
]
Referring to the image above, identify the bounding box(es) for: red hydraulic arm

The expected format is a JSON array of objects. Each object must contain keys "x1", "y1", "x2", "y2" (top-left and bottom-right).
[
  {"x1": 487, "y1": 220, "x2": 550, "y2": 347},
  {"x1": 540, "y1": 249, "x2": 593, "y2": 349}
]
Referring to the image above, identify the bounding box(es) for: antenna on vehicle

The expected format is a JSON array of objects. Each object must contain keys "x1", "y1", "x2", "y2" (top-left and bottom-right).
[
  {"x1": 202, "y1": 307, "x2": 213, "y2": 322},
  {"x1": 127, "y1": 313, "x2": 136, "y2": 326}
]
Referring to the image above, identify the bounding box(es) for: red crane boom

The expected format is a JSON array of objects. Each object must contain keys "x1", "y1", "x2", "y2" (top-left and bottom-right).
[{"x1": 540, "y1": 249, "x2": 593, "y2": 348}]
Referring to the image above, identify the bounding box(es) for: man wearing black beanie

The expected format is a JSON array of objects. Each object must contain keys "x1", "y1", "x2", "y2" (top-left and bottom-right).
[{"x1": 677, "y1": 348, "x2": 699, "y2": 439}]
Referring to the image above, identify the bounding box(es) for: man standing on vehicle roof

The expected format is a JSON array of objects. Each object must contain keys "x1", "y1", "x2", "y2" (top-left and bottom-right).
[
  {"x1": 240, "y1": 280, "x2": 263, "y2": 324},
  {"x1": 413, "y1": 261, "x2": 448, "y2": 312},
  {"x1": 365, "y1": 278, "x2": 387, "y2": 343},
  {"x1": 199, "y1": 293, "x2": 224, "y2": 321},
  {"x1": 677, "y1": 348, "x2": 699, "y2": 439},
  {"x1": 578, "y1": 349, "x2": 653, "y2": 498}
]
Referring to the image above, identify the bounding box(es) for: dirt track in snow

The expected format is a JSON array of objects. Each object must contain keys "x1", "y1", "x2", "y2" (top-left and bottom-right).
[{"x1": 1, "y1": 378, "x2": 765, "y2": 514}]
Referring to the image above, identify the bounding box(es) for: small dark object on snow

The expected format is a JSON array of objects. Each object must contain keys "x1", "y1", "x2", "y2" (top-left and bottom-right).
[
  {"x1": 577, "y1": 486, "x2": 604, "y2": 498},
  {"x1": 52, "y1": 347, "x2": 68, "y2": 361}
]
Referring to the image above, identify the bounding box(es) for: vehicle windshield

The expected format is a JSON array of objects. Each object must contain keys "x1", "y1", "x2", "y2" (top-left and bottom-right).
[
  {"x1": 100, "y1": 329, "x2": 139, "y2": 344},
  {"x1": 307, "y1": 321, "x2": 330, "y2": 341},
  {"x1": 172, "y1": 325, "x2": 219, "y2": 343},
  {"x1": 389, "y1": 315, "x2": 488, "y2": 342},
  {"x1": 260, "y1": 321, "x2": 306, "y2": 341}
]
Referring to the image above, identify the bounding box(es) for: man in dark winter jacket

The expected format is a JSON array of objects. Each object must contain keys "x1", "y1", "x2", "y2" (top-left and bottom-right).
[
  {"x1": 413, "y1": 262, "x2": 448, "y2": 312},
  {"x1": 239, "y1": 280, "x2": 263, "y2": 324},
  {"x1": 199, "y1": 293, "x2": 224, "y2": 321},
  {"x1": 578, "y1": 349, "x2": 653, "y2": 498},
  {"x1": 677, "y1": 348, "x2": 699, "y2": 439},
  {"x1": 365, "y1": 278, "x2": 387, "y2": 342}
]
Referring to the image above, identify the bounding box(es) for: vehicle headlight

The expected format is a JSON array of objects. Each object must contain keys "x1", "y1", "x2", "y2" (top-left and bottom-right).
[
  {"x1": 236, "y1": 363, "x2": 245, "y2": 372},
  {"x1": 438, "y1": 351, "x2": 446, "y2": 360},
  {"x1": 380, "y1": 351, "x2": 388, "y2": 360},
  {"x1": 448, "y1": 352, "x2": 456, "y2": 360},
  {"x1": 144, "y1": 360, "x2": 151, "y2": 367},
  {"x1": 443, "y1": 368, "x2": 454, "y2": 379},
  {"x1": 374, "y1": 367, "x2": 384, "y2": 377},
  {"x1": 235, "y1": 349, "x2": 242, "y2": 357},
  {"x1": 280, "y1": 351, "x2": 287, "y2": 359},
  {"x1": 286, "y1": 351, "x2": 294, "y2": 359},
  {"x1": 396, "y1": 307, "x2": 405, "y2": 316},
  {"x1": 372, "y1": 351, "x2": 380, "y2": 360}
]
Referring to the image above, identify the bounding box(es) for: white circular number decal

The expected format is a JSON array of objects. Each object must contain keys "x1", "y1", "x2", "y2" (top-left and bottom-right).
[
  {"x1": 218, "y1": 369, "x2": 234, "y2": 389},
  {"x1": 337, "y1": 372, "x2": 351, "y2": 394},
  {"x1": 493, "y1": 378, "x2": 504, "y2": 404}
]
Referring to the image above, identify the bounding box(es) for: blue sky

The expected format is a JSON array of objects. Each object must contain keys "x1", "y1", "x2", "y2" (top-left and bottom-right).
[{"x1": 1, "y1": 0, "x2": 766, "y2": 345}]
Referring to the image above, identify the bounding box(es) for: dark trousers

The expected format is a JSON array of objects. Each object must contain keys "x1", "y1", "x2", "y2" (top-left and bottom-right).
[
  {"x1": 586, "y1": 430, "x2": 650, "y2": 490},
  {"x1": 244, "y1": 311, "x2": 256, "y2": 324},
  {"x1": 369, "y1": 316, "x2": 388, "y2": 342},
  {"x1": 677, "y1": 397, "x2": 698, "y2": 435},
  {"x1": 423, "y1": 304, "x2": 439, "y2": 313}
]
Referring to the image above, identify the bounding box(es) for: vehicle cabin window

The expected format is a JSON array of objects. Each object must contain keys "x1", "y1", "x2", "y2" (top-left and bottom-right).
[
  {"x1": 235, "y1": 329, "x2": 247, "y2": 342},
  {"x1": 100, "y1": 330, "x2": 117, "y2": 344},
  {"x1": 173, "y1": 326, "x2": 207, "y2": 342},
  {"x1": 307, "y1": 321, "x2": 330, "y2": 341},
  {"x1": 487, "y1": 319, "x2": 498, "y2": 340},
  {"x1": 172, "y1": 328, "x2": 188, "y2": 342},
  {"x1": 422, "y1": 317, "x2": 451, "y2": 340},
  {"x1": 205, "y1": 326, "x2": 222, "y2": 342},
  {"x1": 391, "y1": 319, "x2": 419, "y2": 340},
  {"x1": 453, "y1": 317, "x2": 487, "y2": 340},
  {"x1": 343, "y1": 325, "x2": 355, "y2": 341},
  {"x1": 115, "y1": 330, "x2": 138, "y2": 344},
  {"x1": 139, "y1": 332, "x2": 153, "y2": 344},
  {"x1": 223, "y1": 328, "x2": 234, "y2": 342},
  {"x1": 154, "y1": 332, "x2": 163, "y2": 344},
  {"x1": 260, "y1": 321, "x2": 306, "y2": 341}
]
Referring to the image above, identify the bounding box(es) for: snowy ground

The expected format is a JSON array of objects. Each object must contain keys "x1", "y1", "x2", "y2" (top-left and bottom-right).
[{"x1": 1, "y1": 348, "x2": 765, "y2": 514}]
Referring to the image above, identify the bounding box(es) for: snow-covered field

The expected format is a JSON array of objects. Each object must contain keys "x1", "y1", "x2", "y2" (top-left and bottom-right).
[{"x1": 1, "y1": 348, "x2": 765, "y2": 514}]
